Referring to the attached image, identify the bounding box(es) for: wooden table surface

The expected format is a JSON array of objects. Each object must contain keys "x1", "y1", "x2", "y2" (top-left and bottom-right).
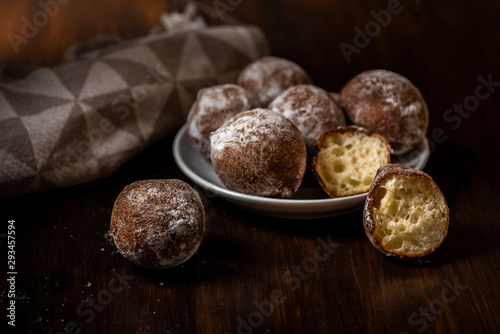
[{"x1": 2, "y1": 0, "x2": 500, "y2": 333}]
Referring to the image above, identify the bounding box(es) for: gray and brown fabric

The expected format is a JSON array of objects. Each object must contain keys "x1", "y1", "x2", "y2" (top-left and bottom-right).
[{"x1": 0, "y1": 25, "x2": 268, "y2": 198}]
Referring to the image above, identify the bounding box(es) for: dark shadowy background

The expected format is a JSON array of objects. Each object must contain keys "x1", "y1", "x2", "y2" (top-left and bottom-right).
[{"x1": 1, "y1": 0, "x2": 500, "y2": 333}]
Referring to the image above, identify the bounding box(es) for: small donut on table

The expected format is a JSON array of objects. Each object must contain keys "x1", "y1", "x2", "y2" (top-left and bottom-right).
[
  {"x1": 364, "y1": 164, "x2": 449, "y2": 259},
  {"x1": 110, "y1": 179, "x2": 205, "y2": 269}
]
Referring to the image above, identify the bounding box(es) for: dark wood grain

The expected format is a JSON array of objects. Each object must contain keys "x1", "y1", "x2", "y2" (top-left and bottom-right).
[{"x1": 2, "y1": 0, "x2": 500, "y2": 333}]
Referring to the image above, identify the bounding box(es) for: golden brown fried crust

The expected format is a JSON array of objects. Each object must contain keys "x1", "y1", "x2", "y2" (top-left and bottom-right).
[
  {"x1": 269, "y1": 84, "x2": 346, "y2": 159},
  {"x1": 339, "y1": 70, "x2": 428, "y2": 155},
  {"x1": 187, "y1": 84, "x2": 259, "y2": 160},
  {"x1": 237, "y1": 56, "x2": 313, "y2": 106},
  {"x1": 110, "y1": 179, "x2": 205, "y2": 269},
  {"x1": 210, "y1": 109, "x2": 307, "y2": 198}
]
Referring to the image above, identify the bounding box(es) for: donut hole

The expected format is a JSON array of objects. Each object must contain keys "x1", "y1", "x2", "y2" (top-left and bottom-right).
[
  {"x1": 210, "y1": 109, "x2": 307, "y2": 198},
  {"x1": 237, "y1": 56, "x2": 312, "y2": 106},
  {"x1": 314, "y1": 128, "x2": 390, "y2": 197},
  {"x1": 186, "y1": 84, "x2": 259, "y2": 160},
  {"x1": 371, "y1": 175, "x2": 448, "y2": 257},
  {"x1": 339, "y1": 69, "x2": 429, "y2": 155},
  {"x1": 110, "y1": 179, "x2": 206, "y2": 269}
]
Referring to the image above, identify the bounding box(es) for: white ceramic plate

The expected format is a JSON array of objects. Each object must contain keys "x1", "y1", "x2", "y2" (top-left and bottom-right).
[{"x1": 173, "y1": 125, "x2": 430, "y2": 219}]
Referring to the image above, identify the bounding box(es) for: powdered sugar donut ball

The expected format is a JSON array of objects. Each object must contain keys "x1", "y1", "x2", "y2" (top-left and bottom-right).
[
  {"x1": 340, "y1": 70, "x2": 429, "y2": 155},
  {"x1": 210, "y1": 109, "x2": 306, "y2": 198},
  {"x1": 110, "y1": 179, "x2": 205, "y2": 269},
  {"x1": 187, "y1": 84, "x2": 259, "y2": 160},
  {"x1": 269, "y1": 84, "x2": 346, "y2": 158},
  {"x1": 237, "y1": 56, "x2": 312, "y2": 106}
]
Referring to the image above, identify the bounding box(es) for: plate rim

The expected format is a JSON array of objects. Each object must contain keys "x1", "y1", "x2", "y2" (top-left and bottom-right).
[{"x1": 173, "y1": 125, "x2": 429, "y2": 207}]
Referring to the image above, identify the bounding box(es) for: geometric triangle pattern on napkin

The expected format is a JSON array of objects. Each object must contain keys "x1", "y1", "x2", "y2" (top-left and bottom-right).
[{"x1": 0, "y1": 25, "x2": 269, "y2": 198}]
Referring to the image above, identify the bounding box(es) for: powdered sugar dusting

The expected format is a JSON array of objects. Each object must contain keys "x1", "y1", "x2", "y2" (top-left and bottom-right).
[
  {"x1": 237, "y1": 56, "x2": 312, "y2": 106},
  {"x1": 329, "y1": 92, "x2": 340, "y2": 103},
  {"x1": 210, "y1": 108, "x2": 307, "y2": 198},
  {"x1": 356, "y1": 70, "x2": 409, "y2": 113},
  {"x1": 401, "y1": 101, "x2": 422, "y2": 116},
  {"x1": 211, "y1": 108, "x2": 297, "y2": 152},
  {"x1": 187, "y1": 84, "x2": 259, "y2": 160},
  {"x1": 340, "y1": 69, "x2": 429, "y2": 154},
  {"x1": 110, "y1": 179, "x2": 205, "y2": 269},
  {"x1": 269, "y1": 85, "x2": 346, "y2": 154}
]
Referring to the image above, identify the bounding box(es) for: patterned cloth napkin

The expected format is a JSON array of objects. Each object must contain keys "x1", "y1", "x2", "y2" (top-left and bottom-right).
[{"x1": 0, "y1": 6, "x2": 269, "y2": 198}]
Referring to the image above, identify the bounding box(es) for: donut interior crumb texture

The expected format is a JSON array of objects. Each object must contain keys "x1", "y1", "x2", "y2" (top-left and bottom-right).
[
  {"x1": 364, "y1": 165, "x2": 449, "y2": 258},
  {"x1": 313, "y1": 126, "x2": 391, "y2": 197}
]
